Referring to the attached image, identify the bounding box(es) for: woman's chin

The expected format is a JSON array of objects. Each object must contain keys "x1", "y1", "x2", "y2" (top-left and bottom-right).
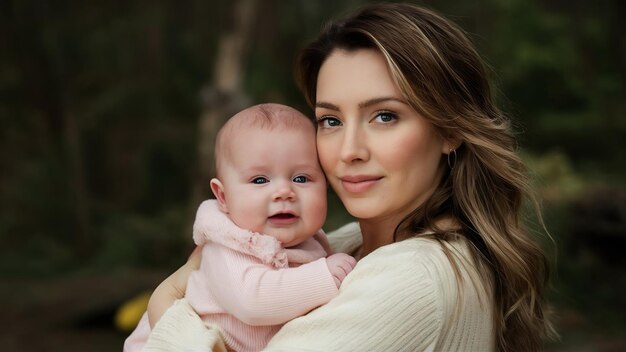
[{"x1": 343, "y1": 201, "x2": 383, "y2": 220}]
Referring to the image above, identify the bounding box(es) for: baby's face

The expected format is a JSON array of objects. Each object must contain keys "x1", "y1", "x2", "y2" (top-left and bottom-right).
[{"x1": 217, "y1": 126, "x2": 327, "y2": 247}]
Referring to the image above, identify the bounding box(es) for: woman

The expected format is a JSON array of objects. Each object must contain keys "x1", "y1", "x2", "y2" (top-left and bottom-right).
[{"x1": 140, "y1": 3, "x2": 553, "y2": 351}]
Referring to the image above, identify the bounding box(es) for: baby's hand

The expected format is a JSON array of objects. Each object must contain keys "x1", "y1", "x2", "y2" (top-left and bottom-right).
[{"x1": 325, "y1": 253, "x2": 357, "y2": 288}]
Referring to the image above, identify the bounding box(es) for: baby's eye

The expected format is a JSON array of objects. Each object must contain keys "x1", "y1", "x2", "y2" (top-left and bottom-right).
[
  {"x1": 293, "y1": 175, "x2": 308, "y2": 183},
  {"x1": 373, "y1": 111, "x2": 398, "y2": 124},
  {"x1": 252, "y1": 177, "x2": 269, "y2": 184},
  {"x1": 317, "y1": 116, "x2": 342, "y2": 128}
]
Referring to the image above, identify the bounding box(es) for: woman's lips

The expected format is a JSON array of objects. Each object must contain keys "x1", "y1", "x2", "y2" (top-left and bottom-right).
[{"x1": 339, "y1": 175, "x2": 383, "y2": 193}]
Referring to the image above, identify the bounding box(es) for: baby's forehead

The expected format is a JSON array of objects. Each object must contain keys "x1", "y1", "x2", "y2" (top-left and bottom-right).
[
  {"x1": 228, "y1": 117, "x2": 312, "y2": 135},
  {"x1": 227, "y1": 105, "x2": 313, "y2": 131},
  {"x1": 215, "y1": 104, "x2": 316, "y2": 174},
  {"x1": 219, "y1": 105, "x2": 314, "y2": 142}
]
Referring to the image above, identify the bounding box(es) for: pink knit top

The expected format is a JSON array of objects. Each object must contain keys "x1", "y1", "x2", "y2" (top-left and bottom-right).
[{"x1": 124, "y1": 200, "x2": 339, "y2": 352}]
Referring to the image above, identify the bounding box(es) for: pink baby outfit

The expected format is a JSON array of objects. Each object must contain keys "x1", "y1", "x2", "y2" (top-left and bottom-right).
[{"x1": 124, "y1": 200, "x2": 339, "y2": 352}]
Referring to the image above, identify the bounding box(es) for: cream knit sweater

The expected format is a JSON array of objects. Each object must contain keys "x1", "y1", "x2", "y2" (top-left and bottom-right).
[{"x1": 142, "y1": 223, "x2": 496, "y2": 351}]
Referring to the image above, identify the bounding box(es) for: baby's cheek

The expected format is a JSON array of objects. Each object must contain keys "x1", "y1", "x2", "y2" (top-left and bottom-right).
[
  {"x1": 309, "y1": 188, "x2": 328, "y2": 229},
  {"x1": 229, "y1": 200, "x2": 265, "y2": 232}
]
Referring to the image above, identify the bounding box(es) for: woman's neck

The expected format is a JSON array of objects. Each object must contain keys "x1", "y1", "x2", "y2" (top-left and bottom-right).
[
  {"x1": 358, "y1": 214, "x2": 462, "y2": 257},
  {"x1": 358, "y1": 217, "x2": 397, "y2": 257}
]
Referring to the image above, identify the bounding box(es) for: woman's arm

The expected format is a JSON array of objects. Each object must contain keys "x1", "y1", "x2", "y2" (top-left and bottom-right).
[
  {"x1": 264, "y1": 239, "x2": 497, "y2": 352},
  {"x1": 263, "y1": 240, "x2": 442, "y2": 351}
]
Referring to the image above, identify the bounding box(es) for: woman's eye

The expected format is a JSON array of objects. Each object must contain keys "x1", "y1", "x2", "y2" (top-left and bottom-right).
[
  {"x1": 252, "y1": 177, "x2": 269, "y2": 184},
  {"x1": 373, "y1": 111, "x2": 398, "y2": 123},
  {"x1": 317, "y1": 116, "x2": 342, "y2": 128},
  {"x1": 293, "y1": 175, "x2": 308, "y2": 183}
]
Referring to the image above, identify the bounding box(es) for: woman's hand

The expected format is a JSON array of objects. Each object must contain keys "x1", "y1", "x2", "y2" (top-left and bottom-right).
[
  {"x1": 147, "y1": 246, "x2": 202, "y2": 327},
  {"x1": 185, "y1": 246, "x2": 203, "y2": 275},
  {"x1": 168, "y1": 246, "x2": 203, "y2": 299}
]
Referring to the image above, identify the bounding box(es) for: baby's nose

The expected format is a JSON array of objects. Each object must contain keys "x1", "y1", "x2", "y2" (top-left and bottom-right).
[{"x1": 272, "y1": 182, "x2": 296, "y2": 201}]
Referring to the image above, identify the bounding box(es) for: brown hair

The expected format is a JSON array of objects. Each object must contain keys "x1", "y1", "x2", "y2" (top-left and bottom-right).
[{"x1": 295, "y1": 3, "x2": 554, "y2": 351}]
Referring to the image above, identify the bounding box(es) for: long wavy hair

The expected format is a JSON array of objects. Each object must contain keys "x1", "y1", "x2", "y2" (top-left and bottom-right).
[{"x1": 295, "y1": 3, "x2": 554, "y2": 351}]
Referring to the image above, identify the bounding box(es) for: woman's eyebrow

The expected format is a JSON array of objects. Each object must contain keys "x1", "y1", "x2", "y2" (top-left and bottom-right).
[
  {"x1": 315, "y1": 97, "x2": 408, "y2": 111},
  {"x1": 358, "y1": 96, "x2": 408, "y2": 108},
  {"x1": 315, "y1": 101, "x2": 339, "y2": 111}
]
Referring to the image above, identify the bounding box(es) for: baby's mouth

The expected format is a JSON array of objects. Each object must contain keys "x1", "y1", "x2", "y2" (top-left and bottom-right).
[
  {"x1": 269, "y1": 213, "x2": 296, "y2": 220},
  {"x1": 268, "y1": 212, "x2": 299, "y2": 225}
]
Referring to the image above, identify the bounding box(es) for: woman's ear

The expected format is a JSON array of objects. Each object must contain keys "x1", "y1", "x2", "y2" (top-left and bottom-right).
[
  {"x1": 210, "y1": 178, "x2": 228, "y2": 213},
  {"x1": 442, "y1": 138, "x2": 462, "y2": 154}
]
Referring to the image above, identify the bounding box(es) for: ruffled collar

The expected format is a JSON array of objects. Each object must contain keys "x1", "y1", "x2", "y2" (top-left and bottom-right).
[{"x1": 192, "y1": 200, "x2": 331, "y2": 268}]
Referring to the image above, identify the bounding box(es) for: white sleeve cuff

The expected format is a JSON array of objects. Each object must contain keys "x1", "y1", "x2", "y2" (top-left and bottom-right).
[{"x1": 142, "y1": 298, "x2": 228, "y2": 352}]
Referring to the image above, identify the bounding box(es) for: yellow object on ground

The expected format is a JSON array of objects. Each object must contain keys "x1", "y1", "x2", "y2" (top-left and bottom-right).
[{"x1": 115, "y1": 291, "x2": 151, "y2": 332}]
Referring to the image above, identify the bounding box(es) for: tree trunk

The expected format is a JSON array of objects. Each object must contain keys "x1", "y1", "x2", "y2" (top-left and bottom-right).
[{"x1": 187, "y1": 0, "x2": 258, "y2": 241}]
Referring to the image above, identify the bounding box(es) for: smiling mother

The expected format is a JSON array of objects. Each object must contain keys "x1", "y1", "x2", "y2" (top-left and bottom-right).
[
  {"x1": 313, "y1": 48, "x2": 451, "y2": 257},
  {"x1": 139, "y1": 3, "x2": 554, "y2": 351}
]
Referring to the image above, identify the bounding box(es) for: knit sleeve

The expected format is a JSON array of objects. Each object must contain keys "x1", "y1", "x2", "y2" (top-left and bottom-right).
[
  {"x1": 142, "y1": 299, "x2": 228, "y2": 352},
  {"x1": 199, "y1": 244, "x2": 339, "y2": 326},
  {"x1": 325, "y1": 222, "x2": 362, "y2": 256},
  {"x1": 263, "y1": 240, "x2": 444, "y2": 352}
]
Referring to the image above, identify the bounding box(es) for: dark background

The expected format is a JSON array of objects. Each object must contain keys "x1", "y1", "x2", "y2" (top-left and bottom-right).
[{"x1": 1, "y1": 0, "x2": 625, "y2": 350}]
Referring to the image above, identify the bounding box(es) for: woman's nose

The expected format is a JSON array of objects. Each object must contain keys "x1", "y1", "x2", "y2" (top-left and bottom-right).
[
  {"x1": 340, "y1": 124, "x2": 369, "y2": 163},
  {"x1": 272, "y1": 181, "x2": 296, "y2": 201}
]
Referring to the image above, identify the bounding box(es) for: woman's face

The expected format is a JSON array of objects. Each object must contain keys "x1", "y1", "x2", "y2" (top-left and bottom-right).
[{"x1": 315, "y1": 48, "x2": 447, "y2": 224}]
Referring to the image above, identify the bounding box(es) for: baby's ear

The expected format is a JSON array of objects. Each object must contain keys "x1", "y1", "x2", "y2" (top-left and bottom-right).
[{"x1": 210, "y1": 178, "x2": 228, "y2": 213}]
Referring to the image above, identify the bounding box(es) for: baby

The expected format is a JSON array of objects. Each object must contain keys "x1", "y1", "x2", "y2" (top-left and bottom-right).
[{"x1": 124, "y1": 103, "x2": 356, "y2": 352}]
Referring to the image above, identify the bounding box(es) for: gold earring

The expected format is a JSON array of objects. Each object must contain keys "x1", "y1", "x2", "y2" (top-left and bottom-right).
[{"x1": 447, "y1": 148, "x2": 457, "y2": 169}]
